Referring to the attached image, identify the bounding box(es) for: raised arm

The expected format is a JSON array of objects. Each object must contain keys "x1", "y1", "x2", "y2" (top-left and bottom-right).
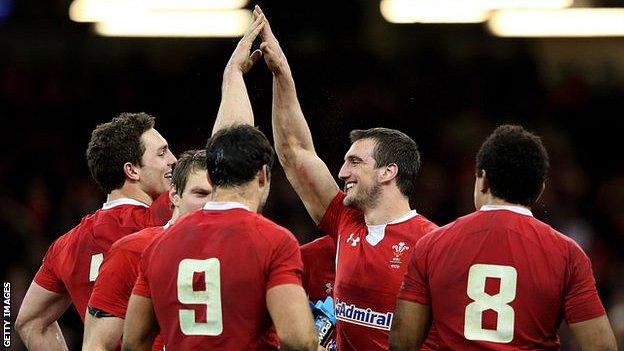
[
  {"x1": 257, "y1": 6, "x2": 339, "y2": 223},
  {"x1": 212, "y1": 12, "x2": 265, "y2": 135},
  {"x1": 16, "y1": 282, "x2": 71, "y2": 351}
]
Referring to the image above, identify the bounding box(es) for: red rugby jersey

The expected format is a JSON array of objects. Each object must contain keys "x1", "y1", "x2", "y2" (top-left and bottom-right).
[
  {"x1": 400, "y1": 205, "x2": 606, "y2": 350},
  {"x1": 33, "y1": 193, "x2": 172, "y2": 321},
  {"x1": 319, "y1": 191, "x2": 438, "y2": 351},
  {"x1": 133, "y1": 202, "x2": 303, "y2": 350}
]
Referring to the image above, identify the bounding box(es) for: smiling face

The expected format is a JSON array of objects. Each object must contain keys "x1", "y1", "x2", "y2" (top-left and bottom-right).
[
  {"x1": 137, "y1": 128, "x2": 177, "y2": 199},
  {"x1": 338, "y1": 138, "x2": 382, "y2": 211}
]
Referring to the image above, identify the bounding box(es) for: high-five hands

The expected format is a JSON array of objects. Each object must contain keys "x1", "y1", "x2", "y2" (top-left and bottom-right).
[{"x1": 225, "y1": 9, "x2": 265, "y2": 74}]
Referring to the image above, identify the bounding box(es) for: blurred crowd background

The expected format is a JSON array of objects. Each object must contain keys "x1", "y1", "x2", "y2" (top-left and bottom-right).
[{"x1": 2, "y1": 0, "x2": 624, "y2": 349}]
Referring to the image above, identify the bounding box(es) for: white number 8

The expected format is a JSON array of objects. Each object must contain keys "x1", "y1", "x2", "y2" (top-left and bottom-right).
[
  {"x1": 464, "y1": 264, "x2": 517, "y2": 343},
  {"x1": 177, "y1": 258, "x2": 223, "y2": 336}
]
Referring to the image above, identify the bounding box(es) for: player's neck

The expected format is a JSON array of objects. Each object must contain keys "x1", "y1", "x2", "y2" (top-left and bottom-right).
[
  {"x1": 169, "y1": 208, "x2": 181, "y2": 224},
  {"x1": 483, "y1": 196, "x2": 531, "y2": 210},
  {"x1": 210, "y1": 185, "x2": 260, "y2": 213},
  {"x1": 363, "y1": 192, "x2": 412, "y2": 226},
  {"x1": 106, "y1": 184, "x2": 153, "y2": 206}
]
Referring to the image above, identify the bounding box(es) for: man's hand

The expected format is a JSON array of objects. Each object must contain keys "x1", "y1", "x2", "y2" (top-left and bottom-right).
[
  {"x1": 255, "y1": 6, "x2": 290, "y2": 76},
  {"x1": 224, "y1": 10, "x2": 265, "y2": 74}
]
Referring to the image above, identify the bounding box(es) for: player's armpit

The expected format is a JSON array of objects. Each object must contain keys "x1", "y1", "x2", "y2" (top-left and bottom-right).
[
  {"x1": 16, "y1": 281, "x2": 71, "y2": 351},
  {"x1": 389, "y1": 299, "x2": 431, "y2": 351},
  {"x1": 122, "y1": 295, "x2": 158, "y2": 351},
  {"x1": 82, "y1": 309, "x2": 124, "y2": 351},
  {"x1": 266, "y1": 284, "x2": 319, "y2": 351},
  {"x1": 569, "y1": 315, "x2": 617, "y2": 351}
]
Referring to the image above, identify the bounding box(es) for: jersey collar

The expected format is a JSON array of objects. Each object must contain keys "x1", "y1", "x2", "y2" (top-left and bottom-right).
[
  {"x1": 203, "y1": 201, "x2": 251, "y2": 212},
  {"x1": 480, "y1": 204, "x2": 533, "y2": 217},
  {"x1": 364, "y1": 209, "x2": 418, "y2": 246},
  {"x1": 102, "y1": 198, "x2": 149, "y2": 210}
]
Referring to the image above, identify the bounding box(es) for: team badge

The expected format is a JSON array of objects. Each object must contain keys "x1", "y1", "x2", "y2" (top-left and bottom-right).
[{"x1": 390, "y1": 241, "x2": 409, "y2": 269}]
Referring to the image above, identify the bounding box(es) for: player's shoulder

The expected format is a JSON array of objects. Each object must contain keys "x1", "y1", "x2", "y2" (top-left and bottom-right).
[
  {"x1": 110, "y1": 226, "x2": 164, "y2": 253},
  {"x1": 411, "y1": 213, "x2": 439, "y2": 232},
  {"x1": 301, "y1": 235, "x2": 334, "y2": 250},
  {"x1": 252, "y1": 213, "x2": 294, "y2": 237},
  {"x1": 46, "y1": 212, "x2": 97, "y2": 257}
]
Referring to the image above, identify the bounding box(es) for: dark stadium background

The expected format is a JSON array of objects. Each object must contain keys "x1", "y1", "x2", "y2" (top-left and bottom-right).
[{"x1": 2, "y1": 0, "x2": 624, "y2": 349}]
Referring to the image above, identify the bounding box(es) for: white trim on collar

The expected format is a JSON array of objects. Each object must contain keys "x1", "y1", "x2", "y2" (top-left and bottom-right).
[
  {"x1": 480, "y1": 204, "x2": 533, "y2": 217},
  {"x1": 203, "y1": 201, "x2": 251, "y2": 212},
  {"x1": 102, "y1": 198, "x2": 149, "y2": 210},
  {"x1": 163, "y1": 220, "x2": 173, "y2": 229},
  {"x1": 364, "y1": 210, "x2": 418, "y2": 246},
  {"x1": 389, "y1": 209, "x2": 418, "y2": 224}
]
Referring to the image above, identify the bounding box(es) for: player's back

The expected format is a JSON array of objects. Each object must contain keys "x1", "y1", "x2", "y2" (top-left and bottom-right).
[
  {"x1": 34, "y1": 197, "x2": 171, "y2": 321},
  {"x1": 420, "y1": 206, "x2": 605, "y2": 350},
  {"x1": 140, "y1": 203, "x2": 303, "y2": 350}
]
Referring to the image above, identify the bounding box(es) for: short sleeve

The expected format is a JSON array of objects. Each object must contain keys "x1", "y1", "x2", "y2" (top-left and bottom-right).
[
  {"x1": 89, "y1": 246, "x2": 140, "y2": 318},
  {"x1": 398, "y1": 234, "x2": 431, "y2": 305},
  {"x1": 33, "y1": 241, "x2": 67, "y2": 294},
  {"x1": 266, "y1": 231, "x2": 304, "y2": 290},
  {"x1": 318, "y1": 191, "x2": 349, "y2": 241},
  {"x1": 132, "y1": 254, "x2": 152, "y2": 298},
  {"x1": 564, "y1": 242, "x2": 606, "y2": 324}
]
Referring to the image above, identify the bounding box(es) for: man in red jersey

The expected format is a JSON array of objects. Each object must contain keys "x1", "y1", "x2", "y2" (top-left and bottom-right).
[
  {"x1": 83, "y1": 150, "x2": 211, "y2": 351},
  {"x1": 301, "y1": 235, "x2": 336, "y2": 304},
  {"x1": 390, "y1": 125, "x2": 617, "y2": 350},
  {"x1": 301, "y1": 235, "x2": 337, "y2": 350},
  {"x1": 122, "y1": 124, "x2": 319, "y2": 351},
  {"x1": 16, "y1": 112, "x2": 176, "y2": 350},
  {"x1": 83, "y1": 10, "x2": 268, "y2": 349},
  {"x1": 256, "y1": 7, "x2": 438, "y2": 350}
]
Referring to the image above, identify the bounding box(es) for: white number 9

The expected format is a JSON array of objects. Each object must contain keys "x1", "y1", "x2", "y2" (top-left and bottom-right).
[{"x1": 177, "y1": 258, "x2": 223, "y2": 336}]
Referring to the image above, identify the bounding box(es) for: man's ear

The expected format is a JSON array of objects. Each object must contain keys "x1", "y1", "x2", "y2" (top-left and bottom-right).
[
  {"x1": 379, "y1": 163, "x2": 399, "y2": 184},
  {"x1": 478, "y1": 169, "x2": 489, "y2": 194},
  {"x1": 124, "y1": 162, "x2": 140, "y2": 182},
  {"x1": 258, "y1": 165, "x2": 269, "y2": 188},
  {"x1": 169, "y1": 185, "x2": 180, "y2": 208}
]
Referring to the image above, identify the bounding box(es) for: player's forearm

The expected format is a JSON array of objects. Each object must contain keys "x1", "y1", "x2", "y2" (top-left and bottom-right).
[
  {"x1": 120, "y1": 340, "x2": 152, "y2": 351},
  {"x1": 212, "y1": 68, "x2": 254, "y2": 135},
  {"x1": 271, "y1": 72, "x2": 316, "y2": 164},
  {"x1": 17, "y1": 320, "x2": 69, "y2": 351}
]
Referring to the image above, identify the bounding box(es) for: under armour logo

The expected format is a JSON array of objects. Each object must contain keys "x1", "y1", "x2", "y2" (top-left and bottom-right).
[{"x1": 346, "y1": 233, "x2": 360, "y2": 247}]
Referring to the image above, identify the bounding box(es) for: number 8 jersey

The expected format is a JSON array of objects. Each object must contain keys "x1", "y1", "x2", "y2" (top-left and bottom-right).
[
  {"x1": 132, "y1": 202, "x2": 304, "y2": 350},
  {"x1": 399, "y1": 205, "x2": 606, "y2": 350}
]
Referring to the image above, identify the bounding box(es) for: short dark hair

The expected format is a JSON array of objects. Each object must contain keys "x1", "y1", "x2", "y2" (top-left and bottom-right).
[
  {"x1": 206, "y1": 125, "x2": 275, "y2": 187},
  {"x1": 349, "y1": 127, "x2": 421, "y2": 197},
  {"x1": 172, "y1": 149, "x2": 207, "y2": 194},
  {"x1": 86, "y1": 112, "x2": 155, "y2": 194},
  {"x1": 476, "y1": 125, "x2": 549, "y2": 207}
]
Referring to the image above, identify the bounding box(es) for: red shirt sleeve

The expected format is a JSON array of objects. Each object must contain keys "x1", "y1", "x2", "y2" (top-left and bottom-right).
[
  {"x1": 132, "y1": 252, "x2": 152, "y2": 298},
  {"x1": 266, "y1": 230, "x2": 304, "y2": 290},
  {"x1": 89, "y1": 245, "x2": 140, "y2": 318},
  {"x1": 563, "y1": 241, "x2": 606, "y2": 324},
  {"x1": 398, "y1": 233, "x2": 432, "y2": 305},
  {"x1": 33, "y1": 240, "x2": 67, "y2": 294}
]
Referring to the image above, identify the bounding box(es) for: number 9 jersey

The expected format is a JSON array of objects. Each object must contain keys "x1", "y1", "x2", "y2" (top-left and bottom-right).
[
  {"x1": 132, "y1": 202, "x2": 304, "y2": 350},
  {"x1": 399, "y1": 205, "x2": 606, "y2": 350}
]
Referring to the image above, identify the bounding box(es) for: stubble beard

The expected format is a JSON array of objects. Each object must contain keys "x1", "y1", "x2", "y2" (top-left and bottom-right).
[{"x1": 343, "y1": 181, "x2": 382, "y2": 212}]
